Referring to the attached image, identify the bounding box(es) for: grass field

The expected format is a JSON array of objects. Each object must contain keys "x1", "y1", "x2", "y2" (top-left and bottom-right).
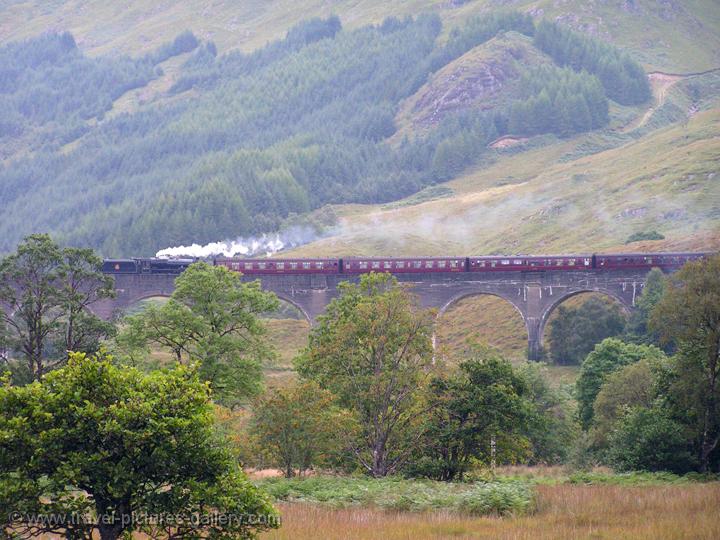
[{"x1": 261, "y1": 482, "x2": 720, "y2": 539}]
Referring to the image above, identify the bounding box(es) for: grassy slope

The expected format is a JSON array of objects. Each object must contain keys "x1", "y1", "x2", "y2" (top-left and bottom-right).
[
  {"x1": 288, "y1": 108, "x2": 720, "y2": 258},
  {"x1": 2, "y1": 1, "x2": 719, "y2": 72}
]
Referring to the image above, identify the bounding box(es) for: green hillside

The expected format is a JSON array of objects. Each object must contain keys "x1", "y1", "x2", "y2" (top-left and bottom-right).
[
  {"x1": 288, "y1": 106, "x2": 720, "y2": 258},
  {"x1": 3, "y1": 1, "x2": 719, "y2": 73},
  {"x1": 0, "y1": 1, "x2": 718, "y2": 258}
]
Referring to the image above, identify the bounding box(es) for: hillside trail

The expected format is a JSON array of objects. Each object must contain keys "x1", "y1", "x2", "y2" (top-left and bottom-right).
[
  {"x1": 623, "y1": 72, "x2": 684, "y2": 132},
  {"x1": 624, "y1": 67, "x2": 720, "y2": 132}
]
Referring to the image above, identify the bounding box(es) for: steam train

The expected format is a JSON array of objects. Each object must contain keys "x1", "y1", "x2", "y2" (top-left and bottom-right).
[{"x1": 102, "y1": 252, "x2": 710, "y2": 275}]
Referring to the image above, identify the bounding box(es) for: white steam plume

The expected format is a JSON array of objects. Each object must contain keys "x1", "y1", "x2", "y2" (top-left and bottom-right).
[{"x1": 155, "y1": 226, "x2": 322, "y2": 258}]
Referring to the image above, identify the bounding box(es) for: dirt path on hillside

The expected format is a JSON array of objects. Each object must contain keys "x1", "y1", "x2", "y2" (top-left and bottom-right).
[{"x1": 623, "y1": 72, "x2": 684, "y2": 132}]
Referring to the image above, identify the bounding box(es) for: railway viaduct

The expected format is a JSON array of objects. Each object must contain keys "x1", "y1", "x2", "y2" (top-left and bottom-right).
[{"x1": 91, "y1": 268, "x2": 651, "y2": 361}]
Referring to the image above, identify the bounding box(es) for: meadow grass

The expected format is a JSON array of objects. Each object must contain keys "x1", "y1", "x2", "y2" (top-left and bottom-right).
[{"x1": 261, "y1": 482, "x2": 720, "y2": 539}]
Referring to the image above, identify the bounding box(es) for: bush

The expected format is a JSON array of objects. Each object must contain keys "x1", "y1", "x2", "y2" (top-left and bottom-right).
[
  {"x1": 607, "y1": 407, "x2": 697, "y2": 474},
  {"x1": 259, "y1": 476, "x2": 535, "y2": 516},
  {"x1": 625, "y1": 230, "x2": 665, "y2": 244}
]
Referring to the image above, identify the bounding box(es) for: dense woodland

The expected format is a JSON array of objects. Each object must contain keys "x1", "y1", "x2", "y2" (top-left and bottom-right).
[{"x1": 0, "y1": 13, "x2": 650, "y2": 256}]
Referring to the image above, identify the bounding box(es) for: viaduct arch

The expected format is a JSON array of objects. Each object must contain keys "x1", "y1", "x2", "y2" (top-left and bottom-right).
[{"x1": 91, "y1": 267, "x2": 652, "y2": 361}]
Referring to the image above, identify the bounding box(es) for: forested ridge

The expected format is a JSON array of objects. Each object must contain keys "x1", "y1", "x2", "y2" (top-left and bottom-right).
[{"x1": 0, "y1": 13, "x2": 650, "y2": 256}]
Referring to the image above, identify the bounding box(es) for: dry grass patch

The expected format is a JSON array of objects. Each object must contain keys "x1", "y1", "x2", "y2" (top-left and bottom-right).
[{"x1": 263, "y1": 483, "x2": 720, "y2": 540}]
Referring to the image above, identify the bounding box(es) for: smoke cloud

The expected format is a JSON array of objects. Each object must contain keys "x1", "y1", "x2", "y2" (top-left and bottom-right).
[{"x1": 155, "y1": 226, "x2": 323, "y2": 258}]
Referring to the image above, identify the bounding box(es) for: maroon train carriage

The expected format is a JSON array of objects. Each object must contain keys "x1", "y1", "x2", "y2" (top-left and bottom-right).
[
  {"x1": 595, "y1": 252, "x2": 706, "y2": 270},
  {"x1": 343, "y1": 257, "x2": 466, "y2": 274},
  {"x1": 469, "y1": 255, "x2": 593, "y2": 272},
  {"x1": 214, "y1": 258, "x2": 339, "y2": 274}
]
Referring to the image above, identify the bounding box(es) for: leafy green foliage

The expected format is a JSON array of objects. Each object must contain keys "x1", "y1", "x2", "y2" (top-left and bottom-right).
[
  {"x1": 516, "y1": 362, "x2": 578, "y2": 465},
  {"x1": 624, "y1": 268, "x2": 667, "y2": 347},
  {"x1": 549, "y1": 296, "x2": 626, "y2": 365},
  {"x1": 260, "y1": 476, "x2": 535, "y2": 516},
  {"x1": 0, "y1": 351, "x2": 279, "y2": 540},
  {"x1": 593, "y1": 358, "x2": 654, "y2": 435},
  {"x1": 114, "y1": 262, "x2": 279, "y2": 406},
  {"x1": 296, "y1": 273, "x2": 436, "y2": 477},
  {"x1": 625, "y1": 230, "x2": 665, "y2": 244},
  {"x1": 576, "y1": 338, "x2": 666, "y2": 430},
  {"x1": 607, "y1": 407, "x2": 696, "y2": 474},
  {"x1": 250, "y1": 382, "x2": 355, "y2": 477},
  {"x1": 408, "y1": 345, "x2": 531, "y2": 481},
  {"x1": 650, "y1": 255, "x2": 720, "y2": 472},
  {"x1": 0, "y1": 234, "x2": 114, "y2": 382}
]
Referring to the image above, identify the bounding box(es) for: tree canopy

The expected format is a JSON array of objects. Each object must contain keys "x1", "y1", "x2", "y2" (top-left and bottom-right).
[
  {"x1": 296, "y1": 272, "x2": 436, "y2": 477},
  {"x1": 0, "y1": 234, "x2": 114, "y2": 382},
  {"x1": 576, "y1": 338, "x2": 666, "y2": 430},
  {"x1": 115, "y1": 262, "x2": 279, "y2": 406},
  {"x1": 650, "y1": 255, "x2": 720, "y2": 472},
  {"x1": 0, "y1": 351, "x2": 279, "y2": 540}
]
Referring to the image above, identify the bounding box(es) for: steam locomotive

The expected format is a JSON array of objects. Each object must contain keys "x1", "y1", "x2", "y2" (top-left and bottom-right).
[{"x1": 102, "y1": 252, "x2": 710, "y2": 275}]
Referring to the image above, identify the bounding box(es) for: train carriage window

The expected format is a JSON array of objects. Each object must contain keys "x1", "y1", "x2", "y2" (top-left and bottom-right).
[
  {"x1": 556, "y1": 259, "x2": 564, "y2": 266},
  {"x1": 359, "y1": 261, "x2": 368, "y2": 269},
  {"x1": 413, "y1": 261, "x2": 422, "y2": 269},
  {"x1": 232, "y1": 262, "x2": 240, "y2": 270},
  {"x1": 425, "y1": 261, "x2": 434, "y2": 269},
  {"x1": 396, "y1": 261, "x2": 405, "y2": 269},
  {"x1": 568, "y1": 259, "x2": 576, "y2": 266},
  {"x1": 276, "y1": 262, "x2": 285, "y2": 270},
  {"x1": 384, "y1": 261, "x2": 392, "y2": 269},
  {"x1": 372, "y1": 261, "x2": 381, "y2": 269},
  {"x1": 302, "y1": 262, "x2": 311, "y2": 269},
  {"x1": 244, "y1": 262, "x2": 253, "y2": 270},
  {"x1": 490, "y1": 260, "x2": 497, "y2": 268},
  {"x1": 513, "y1": 259, "x2": 523, "y2": 265},
  {"x1": 501, "y1": 259, "x2": 510, "y2": 265},
  {"x1": 258, "y1": 262, "x2": 267, "y2": 270},
  {"x1": 478, "y1": 260, "x2": 486, "y2": 267},
  {"x1": 449, "y1": 260, "x2": 458, "y2": 268},
  {"x1": 438, "y1": 261, "x2": 447, "y2": 268},
  {"x1": 290, "y1": 262, "x2": 298, "y2": 270},
  {"x1": 584, "y1": 258, "x2": 591, "y2": 266},
  {"x1": 316, "y1": 262, "x2": 324, "y2": 270}
]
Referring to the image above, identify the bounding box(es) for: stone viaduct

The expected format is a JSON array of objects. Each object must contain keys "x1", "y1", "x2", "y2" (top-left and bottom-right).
[{"x1": 91, "y1": 268, "x2": 651, "y2": 360}]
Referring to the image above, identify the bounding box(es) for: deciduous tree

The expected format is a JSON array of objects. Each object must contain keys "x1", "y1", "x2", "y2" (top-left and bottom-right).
[
  {"x1": 0, "y1": 351, "x2": 279, "y2": 540},
  {"x1": 411, "y1": 345, "x2": 532, "y2": 480},
  {"x1": 116, "y1": 262, "x2": 279, "y2": 405},
  {"x1": 576, "y1": 338, "x2": 666, "y2": 429},
  {"x1": 0, "y1": 234, "x2": 114, "y2": 381},
  {"x1": 250, "y1": 382, "x2": 355, "y2": 477},
  {"x1": 296, "y1": 273, "x2": 436, "y2": 477},
  {"x1": 650, "y1": 255, "x2": 720, "y2": 472}
]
